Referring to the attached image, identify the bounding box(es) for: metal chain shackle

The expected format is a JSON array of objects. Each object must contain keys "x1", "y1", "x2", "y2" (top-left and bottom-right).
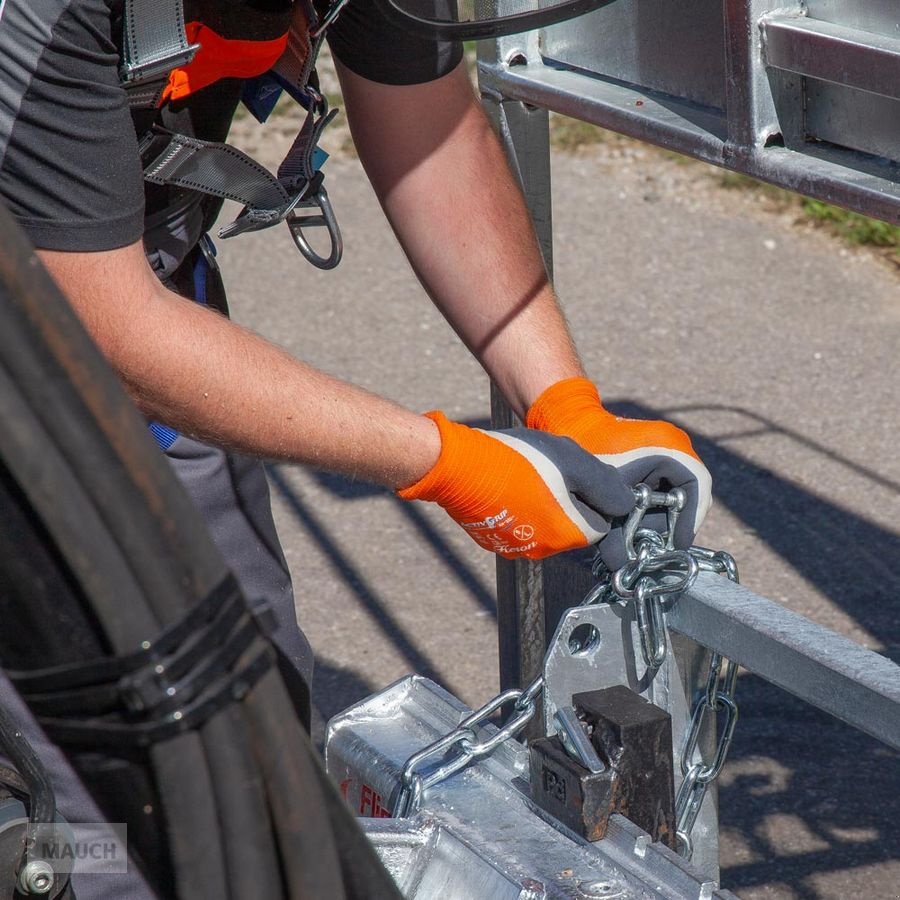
[{"x1": 589, "y1": 485, "x2": 699, "y2": 670}]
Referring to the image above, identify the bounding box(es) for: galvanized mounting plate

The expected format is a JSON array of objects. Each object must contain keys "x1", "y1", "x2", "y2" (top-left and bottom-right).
[
  {"x1": 542, "y1": 601, "x2": 720, "y2": 879},
  {"x1": 327, "y1": 675, "x2": 737, "y2": 900}
]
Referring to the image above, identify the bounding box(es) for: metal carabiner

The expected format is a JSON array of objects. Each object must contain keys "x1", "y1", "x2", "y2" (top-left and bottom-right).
[{"x1": 286, "y1": 182, "x2": 343, "y2": 270}]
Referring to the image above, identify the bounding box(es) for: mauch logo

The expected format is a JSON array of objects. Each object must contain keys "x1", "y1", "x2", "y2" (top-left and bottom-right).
[
  {"x1": 26, "y1": 823, "x2": 129, "y2": 875},
  {"x1": 43, "y1": 838, "x2": 119, "y2": 862}
]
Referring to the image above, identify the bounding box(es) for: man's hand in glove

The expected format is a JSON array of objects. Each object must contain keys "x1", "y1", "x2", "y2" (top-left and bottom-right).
[
  {"x1": 398, "y1": 411, "x2": 636, "y2": 560},
  {"x1": 526, "y1": 377, "x2": 712, "y2": 569}
]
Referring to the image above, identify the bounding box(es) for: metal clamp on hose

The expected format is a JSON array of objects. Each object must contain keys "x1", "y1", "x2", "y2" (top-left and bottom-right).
[{"x1": 7, "y1": 576, "x2": 277, "y2": 750}]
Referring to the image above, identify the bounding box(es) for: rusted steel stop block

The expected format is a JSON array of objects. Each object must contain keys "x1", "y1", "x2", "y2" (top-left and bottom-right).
[{"x1": 529, "y1": 685, "x2": 676, "y2": 848}]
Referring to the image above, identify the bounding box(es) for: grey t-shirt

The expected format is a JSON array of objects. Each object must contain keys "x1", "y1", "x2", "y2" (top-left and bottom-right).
[{"x1": 0, "y1": 0, "x2": 463, "y2": 254}]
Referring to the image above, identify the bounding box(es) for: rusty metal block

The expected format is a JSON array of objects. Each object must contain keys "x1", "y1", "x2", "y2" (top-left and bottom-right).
[{"x1": 529, "y1": 685, "x2": 676, "y2": 847}]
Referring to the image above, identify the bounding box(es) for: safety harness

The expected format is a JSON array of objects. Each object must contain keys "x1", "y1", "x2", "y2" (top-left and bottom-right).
[{"x1": 122, "y1": 0, "x2": 349, "y2": 269}]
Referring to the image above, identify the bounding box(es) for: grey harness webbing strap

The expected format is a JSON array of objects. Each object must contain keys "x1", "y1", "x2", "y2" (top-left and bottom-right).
[
  {"x1": 142, "y1": 132, "x2": 295, "y2": 214},
  {"x1": 120, "y1": 0, "x2": 199, "y2": 85},
  {"x1": 141, "y1": 96, "x2": 339, "y2": 234},
  {"x1": 272, "y1": 3, "x2": 319, "y2": 97}
]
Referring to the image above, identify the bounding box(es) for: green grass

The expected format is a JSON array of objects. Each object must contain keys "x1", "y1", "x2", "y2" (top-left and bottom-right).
[
  {"x1": 548, "y1": 116, "x2": 900, "y2": 266},
  {"x1": 801, "y1": 199, "x2": 900, "y2": 253},
  {"x1": 719, "y1": 172, "x2": 900, "y2": 261},
  {"x1": 718, "y1": 171, "x2": 796, "y2": 210}
]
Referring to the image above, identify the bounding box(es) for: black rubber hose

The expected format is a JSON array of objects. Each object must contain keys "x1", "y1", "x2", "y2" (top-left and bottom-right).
[
  {"x1": 0, "y1": 207, "x2": 231, "y2": 897},
  {"x1": 203, "y1": 706, "x2": 283, "y2": 899},
  {"x1": 0, "y1": 202, "x2": 293, "y2": 900},
  {"x1": 5, "y1": 210, "x2": 286, "y2": 900},
  {"x1": 243, "y1": 669, "x2": 406, "y2": 900},
  {"x1": 0, "y1": 335, "x2": 230, "y2": 898},
  {"x1": 242, "y1": 669, "x2": 347, "y2": 898},
  {"x1": 0, "y1": 201, "x2": 397, "y2": 899}
]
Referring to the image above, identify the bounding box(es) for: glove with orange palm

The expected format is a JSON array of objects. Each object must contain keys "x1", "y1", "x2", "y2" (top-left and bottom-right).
[
  {"x1": 526, "y1": 378, "x2": 712, "y2": 569},
  {"x1": 398, "y1": 411, "x2": 635, "y2": 560}
]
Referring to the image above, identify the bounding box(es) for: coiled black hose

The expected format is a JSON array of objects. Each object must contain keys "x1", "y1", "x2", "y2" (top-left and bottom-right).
[{"x1": 0, "y1": 202, "x2": 401, "y2": 899}]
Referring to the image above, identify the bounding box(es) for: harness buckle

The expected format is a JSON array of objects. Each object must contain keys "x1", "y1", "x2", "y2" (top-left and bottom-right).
[
  {"x1": 217, "y1": 191, "x2": 306, "y2": 241},
  {"x1": 120, "y1": 43, "x2": 201, "y2": 86}
]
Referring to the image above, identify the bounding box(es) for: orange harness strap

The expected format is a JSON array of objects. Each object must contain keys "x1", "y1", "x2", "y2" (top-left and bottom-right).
[{"x1": 160, "y1": 22, "x2": 291, "y2": 105}]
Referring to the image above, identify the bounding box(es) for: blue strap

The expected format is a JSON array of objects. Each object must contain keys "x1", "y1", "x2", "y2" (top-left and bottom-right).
[{"x1": 149, "y1": 422, "x2": 179, "y2": 451}]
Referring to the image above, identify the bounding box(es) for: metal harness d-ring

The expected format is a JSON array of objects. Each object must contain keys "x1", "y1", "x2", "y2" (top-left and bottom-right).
[{"x1": 286, "y1": 180, "x2": 343, "y2": 270}]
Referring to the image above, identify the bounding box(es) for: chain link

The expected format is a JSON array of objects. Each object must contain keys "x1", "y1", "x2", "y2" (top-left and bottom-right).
[
  {"x1": 588, "y1": 485, "x2": 700, "y2": 670},
  {"x1": 589, "y1": 490, "x2": 742, "y2": 857},
  {"x1": 393, "y1": 675, "x2": 543, "y2": 817},
  {"x1": 393, "y1": 485, "x2": 742, "y2": 849},
  {"x1": 672, "y1": 553, "x2": 741, "y2": 857}
]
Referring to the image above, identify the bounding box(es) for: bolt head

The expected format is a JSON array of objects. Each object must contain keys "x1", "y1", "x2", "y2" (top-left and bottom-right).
[{"x1": 18, "y1": 860, "x2": 55, "y2": 895}]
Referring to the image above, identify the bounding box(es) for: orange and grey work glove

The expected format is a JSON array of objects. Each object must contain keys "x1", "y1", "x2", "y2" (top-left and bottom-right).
[
  {"x1": 398, "y1": 411, "x2": 636, "y2": 560},
  {"x1": 526, "y1": 378, "x2": 712, "y2": 570}
]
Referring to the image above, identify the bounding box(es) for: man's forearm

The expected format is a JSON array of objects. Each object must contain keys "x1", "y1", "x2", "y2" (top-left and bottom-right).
[
  {"x1": 39, "y1": 243, "x2": 440, "y2": 489},
  {"x1": 338, "y1": 59, "x2": 584, "y2": 419}
]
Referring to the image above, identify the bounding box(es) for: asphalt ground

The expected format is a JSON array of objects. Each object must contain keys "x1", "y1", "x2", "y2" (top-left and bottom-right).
[{"x1": 216, "y1": 121, "x2": 899, "y2": 899}]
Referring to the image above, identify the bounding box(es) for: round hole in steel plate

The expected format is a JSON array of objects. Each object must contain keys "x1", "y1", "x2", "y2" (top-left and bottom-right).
[{"x1": 567, "y1": 623, "x2": 601, "y2": 656}]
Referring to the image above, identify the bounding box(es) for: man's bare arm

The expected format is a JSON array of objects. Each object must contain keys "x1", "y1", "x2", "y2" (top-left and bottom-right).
[
  {"x1": 38, "y1": 241, "x2": 440, "y2": 488},
  {"x1": 336, "y1": 58, "x2": 585, "y2": 420}
]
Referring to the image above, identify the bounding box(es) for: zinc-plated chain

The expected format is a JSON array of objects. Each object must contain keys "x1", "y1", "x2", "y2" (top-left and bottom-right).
[
  {"x1": 393, "y1": 673, "x2": 544, "y2": 817},
  {"x1": 577, "y1": 488, "x2": 743, "y2": 858},
  {"x1": 672, "y1": 550, "x2": 741, "y2": 858},
  {"x1": 394, "y1": 485, "x2": 741, "y2": 837},
  {"x1": 587, "y1": 484, "x2": 699, "y2": 670}
]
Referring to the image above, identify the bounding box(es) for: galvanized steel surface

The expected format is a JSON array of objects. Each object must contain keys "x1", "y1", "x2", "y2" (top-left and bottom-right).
[
  {"x1": 542, "y1": 601, "x2": 720, "y2": 879},
  {"x1": 668, "y1": 575, "x2": 900, "y2": 751},
  {"x1": 327, "y1": 675, "x2": 738, "y2": 899}
]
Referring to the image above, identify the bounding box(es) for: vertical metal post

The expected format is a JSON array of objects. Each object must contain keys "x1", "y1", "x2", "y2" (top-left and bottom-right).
[{"x1": 479, "y1": 30, "x2": 554, "y2": 739}]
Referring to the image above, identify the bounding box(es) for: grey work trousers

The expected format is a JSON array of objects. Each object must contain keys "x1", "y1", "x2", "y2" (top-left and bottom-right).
[{"x1": 163, "y1": 435, "x2": 314, "y2": 709}]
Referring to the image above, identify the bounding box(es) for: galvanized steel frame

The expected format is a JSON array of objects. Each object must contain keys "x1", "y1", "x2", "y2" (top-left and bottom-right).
[
  {"x1": 480, "y1": 0, "x2": 900, "y2": 875},
  {"x1": 479, "y1": 1, "x2": 900, "y2": 225},
  {"x1": 669, "y1": 574, "x2": 900, "y2": 751}
]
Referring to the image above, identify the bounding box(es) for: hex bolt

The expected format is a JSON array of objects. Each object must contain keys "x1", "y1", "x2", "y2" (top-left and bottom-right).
[{"x1": 18, "y1": 860, "x2": 55, "y2": 895}]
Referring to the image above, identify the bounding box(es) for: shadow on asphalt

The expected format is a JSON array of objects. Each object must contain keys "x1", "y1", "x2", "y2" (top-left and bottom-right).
[
  {"x1": 613, "y1": 400, "x2": 900, "y2": 896},
  {"x1": 268, "y1": 405, "x2": 899, "y2": 897},
  {"x1": 720, "y1": 674, "x2": 899, "y2": 898}
]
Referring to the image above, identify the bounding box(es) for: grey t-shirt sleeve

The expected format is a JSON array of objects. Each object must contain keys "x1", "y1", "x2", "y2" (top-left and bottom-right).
[
  {"x1": 320, "y1": 2, "x2": 464, "y2": 85},
  {"x1": 0, "y1": 0, "x2": 145, "y2": 252}
]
